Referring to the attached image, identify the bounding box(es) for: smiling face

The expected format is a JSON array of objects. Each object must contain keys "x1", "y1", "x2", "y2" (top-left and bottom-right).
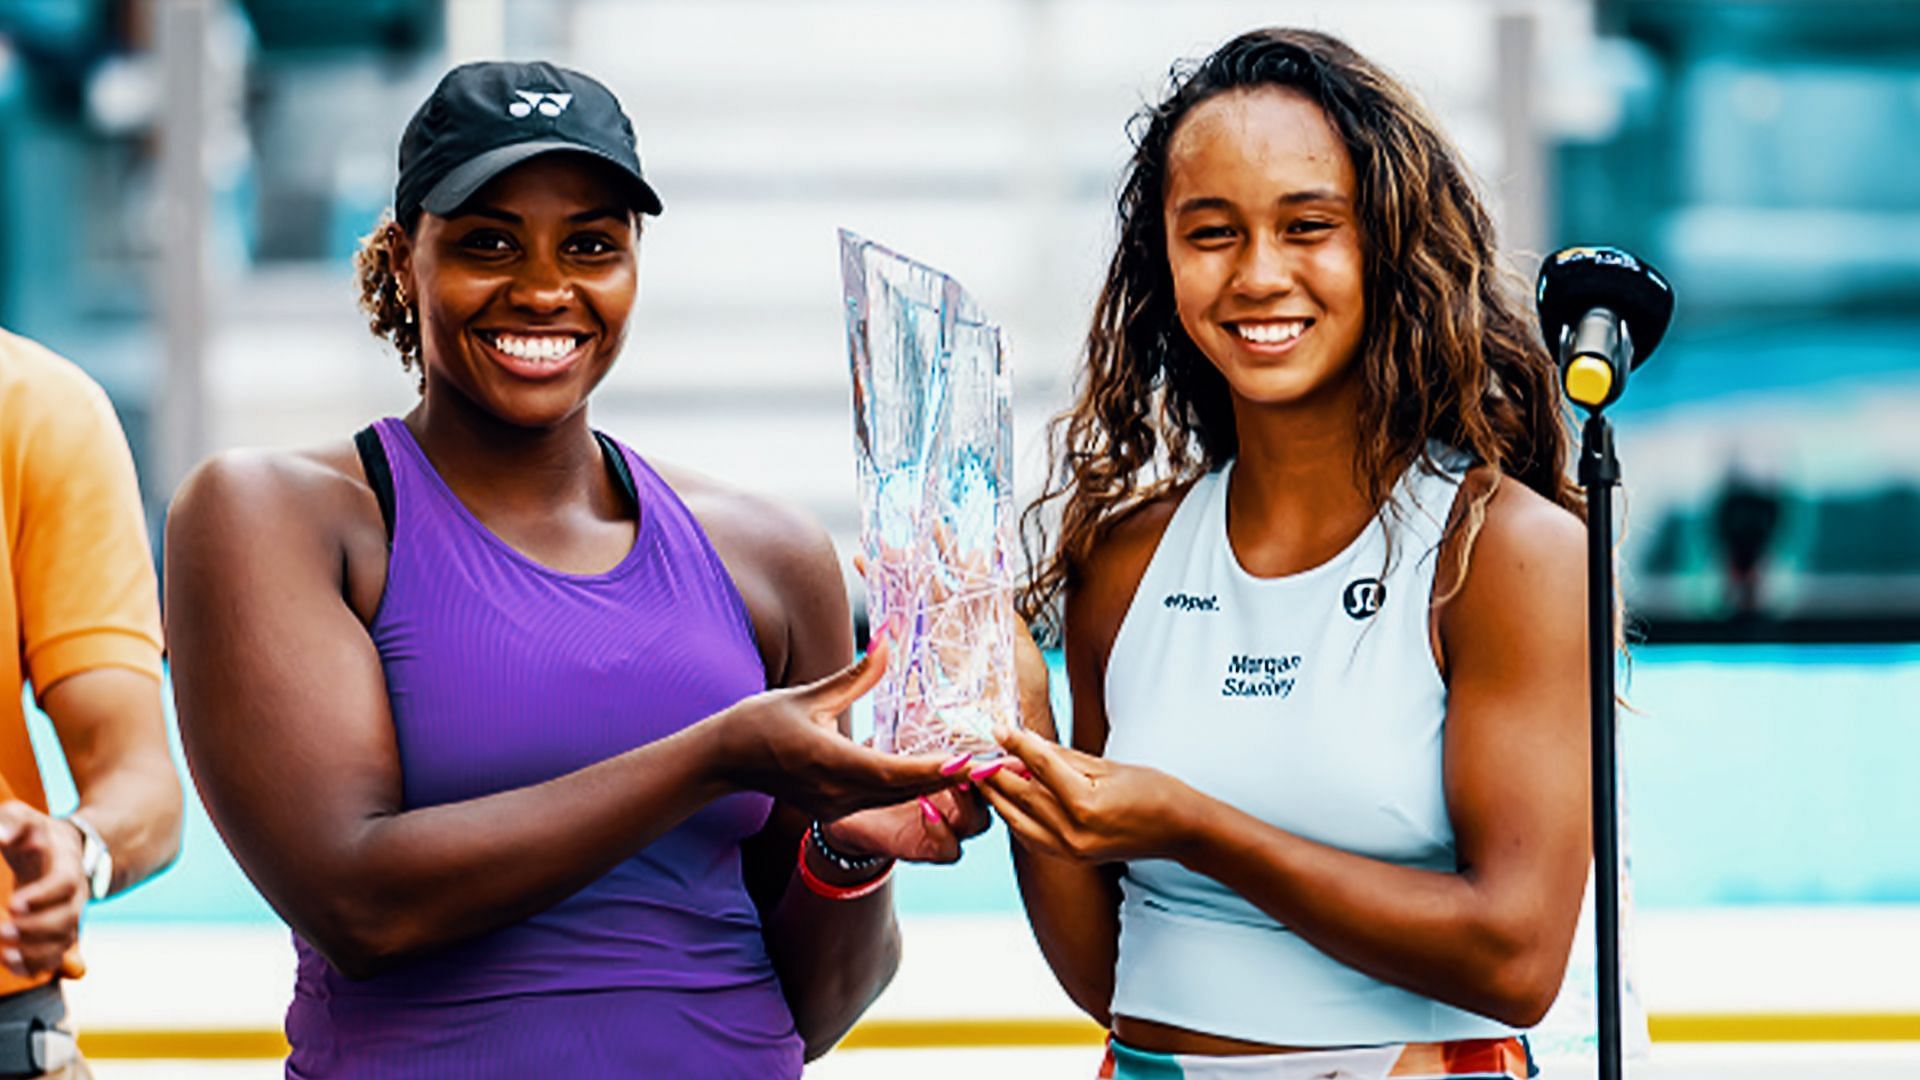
[
  {"x1": 393, "y1": 153, "x2": 639, "y2": 430},
  {"x1": 1162, "y1": 86, "x2": 1366, "y2": 413}
]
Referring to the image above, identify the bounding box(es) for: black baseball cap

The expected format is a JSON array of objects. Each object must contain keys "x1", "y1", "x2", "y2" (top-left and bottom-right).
[{"x1": 395, "y1": 60, "x2": 663, "y2": 223}]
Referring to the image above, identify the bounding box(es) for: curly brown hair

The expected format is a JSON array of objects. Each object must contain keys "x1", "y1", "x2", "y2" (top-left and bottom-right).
[
  {"x1": 1019, "y1": 27, "x2": 1582, "y2": 634},
  {"x1": 354, "y1": 209, "x2": 423, "y2": 383}
]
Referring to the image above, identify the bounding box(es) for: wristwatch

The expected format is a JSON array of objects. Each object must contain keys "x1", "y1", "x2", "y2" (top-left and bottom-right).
[{"x1": 65, "y1": 814, "x2": 113, "y2": 902}]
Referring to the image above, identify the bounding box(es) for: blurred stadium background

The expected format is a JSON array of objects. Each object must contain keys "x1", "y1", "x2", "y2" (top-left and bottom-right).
[{"x1": 2, "y1": 0, "x2": 1917, "y2": 1075}]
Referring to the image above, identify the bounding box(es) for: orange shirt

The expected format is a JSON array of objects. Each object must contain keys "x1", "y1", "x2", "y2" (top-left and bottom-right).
[{"x1": 0, "y1": 328, "x2": 164, "y2": 993}]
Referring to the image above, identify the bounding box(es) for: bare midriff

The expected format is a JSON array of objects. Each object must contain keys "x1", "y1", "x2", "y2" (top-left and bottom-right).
[{"x1": 1113, "y1": 1015, "x2": 1318, "y2": 1055}]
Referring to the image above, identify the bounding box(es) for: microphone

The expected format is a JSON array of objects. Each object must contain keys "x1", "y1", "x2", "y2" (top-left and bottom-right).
[{"x1": 1535, "y1": 246, "x2": 1674, "y2": 410}]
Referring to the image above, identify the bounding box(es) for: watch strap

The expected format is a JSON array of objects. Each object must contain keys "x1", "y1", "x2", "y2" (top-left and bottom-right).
[{"x1": 64, "y1": 813, "x2": 111, "y2": 902}]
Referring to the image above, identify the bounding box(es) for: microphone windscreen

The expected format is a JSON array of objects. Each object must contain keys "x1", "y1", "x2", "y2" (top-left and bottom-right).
[{"x1": 1536, "y1": 247, "x2": 1674, "y2": 368}]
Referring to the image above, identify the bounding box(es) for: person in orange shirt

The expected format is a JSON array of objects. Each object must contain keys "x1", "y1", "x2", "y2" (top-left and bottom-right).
[{"x1": 0, "y1": 327, "x2": 183, "y2": 1078}]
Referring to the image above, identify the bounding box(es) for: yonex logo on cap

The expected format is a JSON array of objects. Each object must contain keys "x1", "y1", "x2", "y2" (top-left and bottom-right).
[
  {"x1": 509, "y1": 90, "x2": 573, "y2": 119},
  {"x1": 397, "y1": 62, "x2": 661, "y2": 220}
]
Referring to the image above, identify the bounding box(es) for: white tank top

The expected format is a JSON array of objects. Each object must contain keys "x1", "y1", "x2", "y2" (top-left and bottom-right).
[{"x1": 1103, "y1": 444, "x2": 1517, "y2": 1046}]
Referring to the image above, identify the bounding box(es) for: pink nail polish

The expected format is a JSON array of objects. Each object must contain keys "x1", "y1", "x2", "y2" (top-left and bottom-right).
[
  {"x1": 918, "y1": 796, "x2": 941, "y2": 824},
  {"x1": 969, "y1": 761, "x2": 1003, "y2": 782},
  {"x1": 938, "y1": 753, "x2": 974, "y2": 776}
]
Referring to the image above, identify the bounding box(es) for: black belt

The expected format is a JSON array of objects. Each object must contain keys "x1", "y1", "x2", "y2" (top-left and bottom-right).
[{"x1": 0, "y1": 982, "x2": 73, "y2": 1078}]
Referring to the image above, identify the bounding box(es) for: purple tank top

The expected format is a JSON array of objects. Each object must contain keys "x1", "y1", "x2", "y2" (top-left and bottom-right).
[{"x1": 286, "y1": 418, "x2": 802, "y2": 1078}]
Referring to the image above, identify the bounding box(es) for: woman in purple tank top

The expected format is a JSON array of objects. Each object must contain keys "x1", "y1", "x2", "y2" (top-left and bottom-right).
[{"x1": 164, "y1": 61, "x2": 988, "y2": 1078}]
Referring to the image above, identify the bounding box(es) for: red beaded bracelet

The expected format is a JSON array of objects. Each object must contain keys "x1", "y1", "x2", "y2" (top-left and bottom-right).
[{"x1": 796, "y1": 830, "x2": 893, "y2": 901}]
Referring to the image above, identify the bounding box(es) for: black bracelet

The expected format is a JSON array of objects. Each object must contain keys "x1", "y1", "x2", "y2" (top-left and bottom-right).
[{"x1": 809, "y1": 820, "x2": 890, "y2": 873}]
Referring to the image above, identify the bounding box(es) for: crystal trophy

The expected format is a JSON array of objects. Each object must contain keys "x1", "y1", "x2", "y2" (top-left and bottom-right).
[{"x1": 841, "y1": 229, "x2": 1015, "y2": 757}]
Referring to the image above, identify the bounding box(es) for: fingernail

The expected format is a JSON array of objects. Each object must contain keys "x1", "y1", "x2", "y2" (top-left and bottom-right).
[
  {"x1": 0, "y1": 925, "x2": 14, "y2": 943},
  {"x1": 956, "y1": 780, "x2": 972, "y2": 792},
  {"x1": 970, "y1": 761, "x2": 1003, "y2": 782},
  {"x1": 1, "y1": 950, "x2": 18, "y2": 971},
  {"x1": 918, "y1": 796, "x2": 941, "y2": 824},
  {"x1": 938, "y1": 753, "x2": 974, "y2": 776},
  {"x1": 1008, "y1": 762, "x2": 1032, "y2": 779}
]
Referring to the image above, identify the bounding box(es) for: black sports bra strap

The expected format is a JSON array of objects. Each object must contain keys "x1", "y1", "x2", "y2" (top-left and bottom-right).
[
  {"x1": 595, "y1": 431, "x2": 639, "y2": 512},
  {"x1": 354, "y1": 425, "x2": 397, "y2": 543},
  {"x1": 356, "y1": 425, "x2": 635, "y2": 543}
]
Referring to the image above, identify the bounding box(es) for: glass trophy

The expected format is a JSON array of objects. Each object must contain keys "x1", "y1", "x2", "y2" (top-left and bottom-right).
[{"x1": 841, "y1": 229, "x2": 1015, "y2": 757}]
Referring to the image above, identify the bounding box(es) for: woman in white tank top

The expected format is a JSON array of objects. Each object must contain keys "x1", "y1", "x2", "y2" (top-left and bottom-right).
[{"x1": 979, "y1": 29, "x2": 1608, "y2": 1079}]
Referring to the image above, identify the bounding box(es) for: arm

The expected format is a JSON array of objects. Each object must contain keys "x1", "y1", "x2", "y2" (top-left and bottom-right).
[
  {"x1": 641, "y1": 467, "x2": 989, "y2": 1058},
  {"x1": 167, "y1": 451, "x2": 957, "y2": 980},
  {"x1": 734, "y1": 516, "x2": 943, "y2": 1060},
  {"x1": 0, "y1": 671, "x2": 182, "y2": 979},
  {"x1": 1001, "y1": 612, "x2": 1122, "y2": 1025},
  {"x1": 0, "y1": 365, "x2": 182, "y2": 976},
  {"x1": 983, "y1": 501, "x2": 1176, "y2": 1026},
  {"x1": 989, "y1": 479, "x2": 1591, "y2": 1027},
  {"x1": 751, "y1": 802, "x2": 899, "y2": 1061},
  {"x1": 41, "y1": 669, "x2": 182, "y2": 898}
]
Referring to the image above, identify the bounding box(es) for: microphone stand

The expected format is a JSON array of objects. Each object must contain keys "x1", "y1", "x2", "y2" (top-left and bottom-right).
[{"x1": 1578, "y1": 407, "x2": 1624, "y2": 1080}]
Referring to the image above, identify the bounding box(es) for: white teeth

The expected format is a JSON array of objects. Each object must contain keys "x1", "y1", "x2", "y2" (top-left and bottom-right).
[
  {"x1": 1233, "y1": 320, "x2": 1307, "y2": 345},
  {"x1": 490, "y1": 334, "x2": 579, "y2": 362}
]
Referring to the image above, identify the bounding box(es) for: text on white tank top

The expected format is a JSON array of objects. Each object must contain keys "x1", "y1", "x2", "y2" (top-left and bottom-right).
[{"x1": 1102, "y1": 443, "x2": 1518, "y2": 1046}]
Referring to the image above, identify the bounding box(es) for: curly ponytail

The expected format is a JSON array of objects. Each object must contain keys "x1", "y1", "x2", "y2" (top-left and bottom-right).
[{"x1": 353, "y1": 209, "x2": 422, "y2": 382}]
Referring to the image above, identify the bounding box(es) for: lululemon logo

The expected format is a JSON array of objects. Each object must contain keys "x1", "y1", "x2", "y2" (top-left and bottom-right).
[
  {"x1": 508, "y1": 90, "x2": 573, "y2": 119},
  {"x1": 1342, "y1": 578, "x2": 1385, "y2": 619}
]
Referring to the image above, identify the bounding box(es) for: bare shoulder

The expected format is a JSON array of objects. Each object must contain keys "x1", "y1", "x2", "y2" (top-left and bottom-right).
[
  {"x1": 174, "y1": 445, "x2": 326, "y2": 526},
  {"x1": 168, "y1": 442, "x2": 389, "y2": 623},
  {"x1": 1089, "y1": 490, "x2": 1185, "y2": 578},
  {"x1": 1469, "y1": 469, "x2": 1585, "y2": 580},
  {"x1": 1438, "y1": 467, "x2": 1586, "y2": 645},
  {"x1": 1063, "y1": 487, "x2": 1189, "y2": 671},
  {"x1": 646, "y1": 458, "x2": 837, "y2": 580},
  {"x1": 173, "y1": 442, "x2": 376, "y2": 537}
]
